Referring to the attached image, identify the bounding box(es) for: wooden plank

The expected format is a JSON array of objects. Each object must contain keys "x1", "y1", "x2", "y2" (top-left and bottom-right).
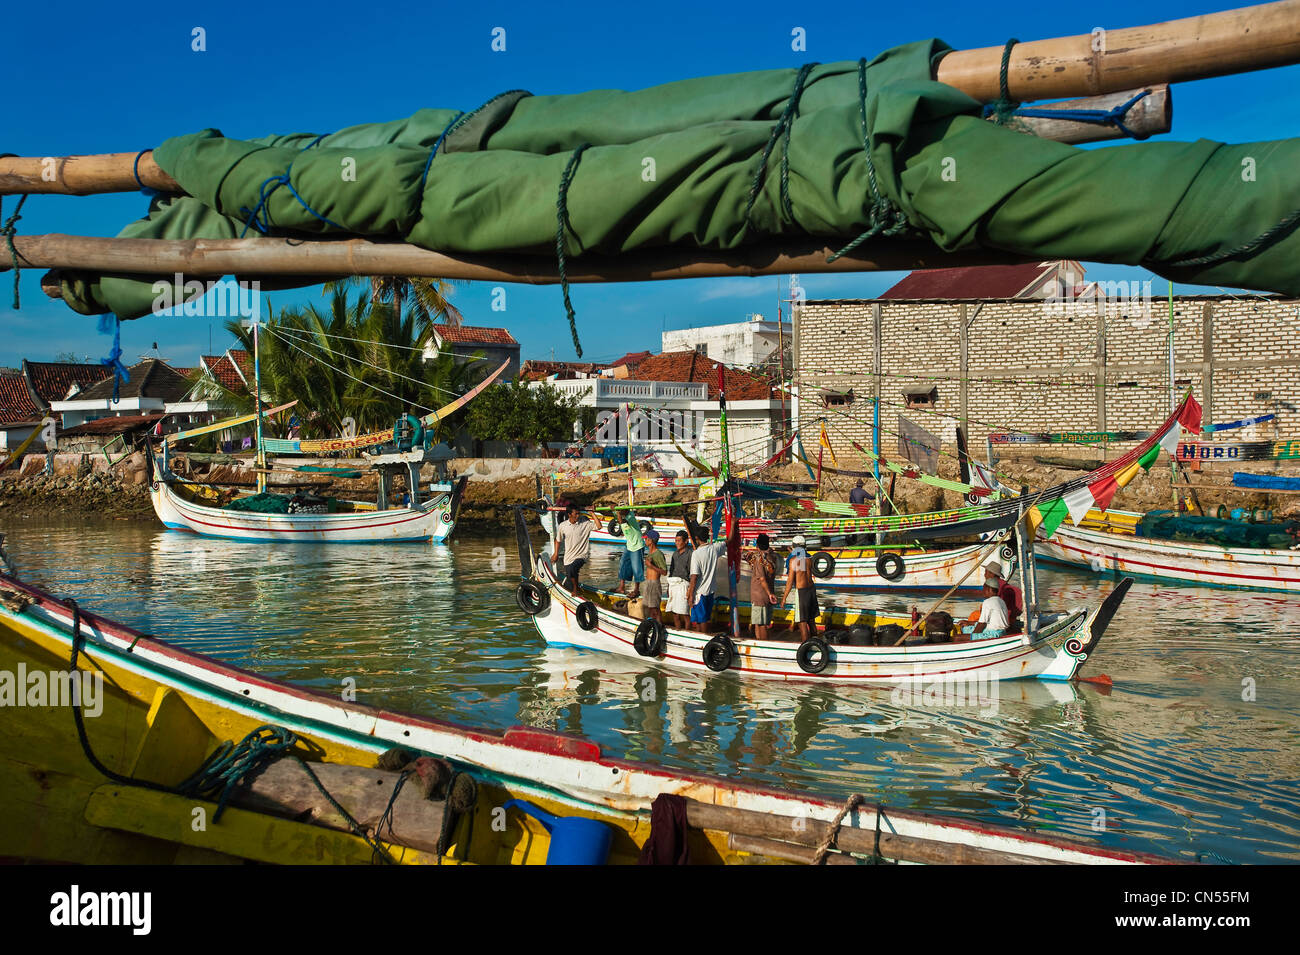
[
  {"x1": 685, "y1": 800, "x2": 1063, "y2": 865},
  {"x1": 84, "y1": 784, "x2": 441, "y2": 865},
  {"x1": 126, "y1": 688, "x2": 215, "y2": 787},
  {"x1": 728, "y1": 832, "x2": 856, "y2": 865},
  {"x1": 1006, "y1": 86, "x2": 1171, "y2": 144}
]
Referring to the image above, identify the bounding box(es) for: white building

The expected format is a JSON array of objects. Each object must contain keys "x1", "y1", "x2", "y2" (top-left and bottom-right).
[
  {"x1": 535, "y1": 376, "x2": 782, "y2": 476},
  {"x1": 660, "y1": 314, "x2": 786, "y2": 368}
]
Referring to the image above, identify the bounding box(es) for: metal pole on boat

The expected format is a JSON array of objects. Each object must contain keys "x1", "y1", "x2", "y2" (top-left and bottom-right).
[
  {"x1": 245, "y1": 318, "x2": 266, "y2": 494},
  {"x1": 718, "y1": 365, "x2": 740, "y2": 642},
  {"x1": 1168, "y1": 281, "x2": 1178, "y2": 510},
  {"x1": 1016, "y1": 487, "x2": 1036, "y2": 638}
]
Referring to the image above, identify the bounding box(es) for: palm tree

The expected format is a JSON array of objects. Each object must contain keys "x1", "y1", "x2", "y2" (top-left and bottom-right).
[
  {"x1": 321, "y1": 276, "x2": 466, "y2": 342},
  {"x1": 220, "y1": 291, "x2": 481, "y2": 440}
]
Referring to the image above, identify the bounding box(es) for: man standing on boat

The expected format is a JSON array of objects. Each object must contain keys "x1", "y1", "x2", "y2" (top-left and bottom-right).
[
  {"x1": 615, "y1": 509, "x2": 646, "y2": 600},
  {"x1": 666, "y1": 529, "x2": 693, "y2": 629},
  {"x1": 686, "y1": 525, "x2": 728, "y2": 632},
  {"x1": 747, "y1": 534, "x2": 779, "y2": 640},
  {"x1": 642, "y1": 529, "x2": 668, "y2": 621},
  {"x1": 849, "y1": 479, "x2": 872, "y2": 507},
  {"x1": 780, "y1": 535, "x2": 819, "y2": 642},
  {"x1": 552, "y1": 502, "x2": 594, "y2": 595}
]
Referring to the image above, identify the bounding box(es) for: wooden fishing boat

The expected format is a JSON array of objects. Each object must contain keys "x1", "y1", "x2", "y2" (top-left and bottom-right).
[
  {"x1": 521, "y1": 508, "x2": 1130, "y2": 684},
  {"x1": 1036, "y1": 508, "x2": 1300, "y2": 593},
  {"x1": 150, "y1": 451, "x2": 468, "y2": 544},
  {"x1": 0, "y1": 554, "x2": 1164, "y2": 865}
]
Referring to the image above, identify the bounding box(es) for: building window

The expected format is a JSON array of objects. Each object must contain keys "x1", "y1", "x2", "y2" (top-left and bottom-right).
[
  {"x1": 694, "y1": 344, "x2": 707, "y2": 355},
  {"x1": 902, "y1": 386, "x2": 938, "y2": 410},
  {"x1": 820, "y1": 387, "x2": 855, "y2": 408}
]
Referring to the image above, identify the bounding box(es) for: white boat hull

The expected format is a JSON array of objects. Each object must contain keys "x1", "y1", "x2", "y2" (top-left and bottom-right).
[
  {"x1": 527, "y1": 557, "x2": 1109, "y2": 684},
  {"x1": 1038, "y1": 510, "x2": 1300, "y2": 593},
  {"x1": 150, "y1": 479, "x2": 461, "y2": 543}
]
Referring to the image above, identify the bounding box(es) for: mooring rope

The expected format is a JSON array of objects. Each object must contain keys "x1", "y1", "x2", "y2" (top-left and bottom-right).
[
  {"x1": 744, "y1": 62, "x2": 818, "y2": 225},
  {"x1": 811, "y1": 792, "x2": 865, "y2": 864}
]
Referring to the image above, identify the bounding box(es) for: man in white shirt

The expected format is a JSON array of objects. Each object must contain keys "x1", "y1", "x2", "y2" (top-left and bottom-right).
[
  {"x1": 965, "y1": 582, "x2": 1009, "y2": 641},
  {"x1": 686, "y1": 526, "x2": 729, "y2": 632},
  {"x1": 551, "y1": 502, "x2": 593, "y2": 595}
]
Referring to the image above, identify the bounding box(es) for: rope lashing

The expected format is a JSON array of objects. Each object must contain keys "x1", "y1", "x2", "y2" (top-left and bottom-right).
[
  {"x1": 984, "y1": 38, "x2": 1022, "y2": 127},
  {"x1": 238, "y1": 136, "x2": 348, "y2": 238},
  {"x1": 826, "y1": 59, "x2": 914, "y2": 263},
  {"x1": 131, "y1": 149, "x2": 162, "y2": 199},
  {"x1": 1, "y1": 194, "x2": 28, "y2": 309},
  {"x1": 744, "y1": 62, "x2": 819, "y2": 224},
  {"x1": 1161, "y1": 205, "x2": 1300, "y2": 268},
  {"x1": 811, "y1": 792, "x2": 865, "y2": 864},
  {"x1": 984, "y1": 88, "x2": 1154, "y2": 141},
  {"x1": 555, "y1": 143, "x2": 591, "y2": 357},
  {"x1": 63, "y1": 597, "x2": 401, "y2": 863}
]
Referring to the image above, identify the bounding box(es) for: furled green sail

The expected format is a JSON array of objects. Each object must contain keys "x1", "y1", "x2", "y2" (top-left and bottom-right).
[{"x1": 57, "y1": 39, "x2": 1300, "y2": 334}]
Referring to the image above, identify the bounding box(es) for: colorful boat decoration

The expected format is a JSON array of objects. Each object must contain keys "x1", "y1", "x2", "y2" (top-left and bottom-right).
[
  {"x1": 1175, "y1": 438, "x2": 1300, "y2": 462},
  {"x1": 1035, "y1": 508, "x2": 1300, "y2": 593},
  {"x1": 0, "y1": 560, "x2": 1165, "y2": 865}
]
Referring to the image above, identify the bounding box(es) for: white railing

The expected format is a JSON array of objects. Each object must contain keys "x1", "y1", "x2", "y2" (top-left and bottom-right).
[{"x1": 530, "y1": 378, "x2": 707, "y2": 403}]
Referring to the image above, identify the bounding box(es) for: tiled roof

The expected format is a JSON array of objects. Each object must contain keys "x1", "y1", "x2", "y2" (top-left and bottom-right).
[
  {"x1": 60, "y1": 414, "x2": 165, "y2": 437},
  {"x1": 879, "y1": 262, "x2": 1065, "y2": 300},
  {"x1": 201, "y1": 353, "x2": 250, "y2": 394},
  {"x1": 432, "y1": 324, "x2": 519, "y2": 346},
  {"x1": 634, "y1": 351, "x2": 774, "y2": 401},
  {"x1": 519, "y1": 359, "x2": 603, "y2": 382},
  {"x1": 0, "y1": 374, "x2": 39, "y2": 423},
  {"x1": 607, "y1": 350, "x2": 653, "y2": 369},
  {"x1": 75, "y1": 360, "x2": 192, "y2": 404},
  {"x1": 21, "y1": 361, "x2": 113, "y2": 406}
]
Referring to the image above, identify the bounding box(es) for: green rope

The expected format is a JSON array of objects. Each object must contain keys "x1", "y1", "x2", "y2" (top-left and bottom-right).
[
  {"x1": 556, "y1": 143, "x2": 591, "y2": 358},
  {"x1": 1160, "y1": 206, "x2": 1300, "y2": 268},
  {"x1": 986, "y1": 38, "x2": 1022, "y2": 127},
  {"x1": 1, "y1": 195, "x2": 28, "y2": 309},
  {"x1": 744, "y1": 62, "x2": 819, "y2": 224},
  {"x1": 826, "y1": 59, "x2": 914, "y2": 263}
]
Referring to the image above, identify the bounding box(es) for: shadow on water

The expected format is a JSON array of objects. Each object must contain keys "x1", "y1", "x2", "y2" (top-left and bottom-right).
[{"x1": 5, "y1": 513, "x2": 1299, "y2": 863}]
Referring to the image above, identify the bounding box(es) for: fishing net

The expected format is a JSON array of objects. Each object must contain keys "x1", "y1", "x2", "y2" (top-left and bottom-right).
[
  {"x1": 224, "y1": 492, "x2": 293, "y2": 513},
  {"x1": 54, "y1": 39, "x2": 1300, "y2": 331}
]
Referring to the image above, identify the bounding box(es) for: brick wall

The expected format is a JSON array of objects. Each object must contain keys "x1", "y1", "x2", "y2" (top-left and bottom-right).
[{"x1": 794, "y1": 296, "x2": 1300, "y2": 470}]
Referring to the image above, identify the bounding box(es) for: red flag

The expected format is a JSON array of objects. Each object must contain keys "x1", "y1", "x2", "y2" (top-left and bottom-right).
[{"x1": 1178, "y1": 393, "x2": 1203, "y2": 433}]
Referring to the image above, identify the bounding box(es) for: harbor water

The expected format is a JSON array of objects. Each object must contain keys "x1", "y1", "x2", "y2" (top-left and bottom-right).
[{"x1": 5, "y1": 512, "x2": 1298, "y2": 863}]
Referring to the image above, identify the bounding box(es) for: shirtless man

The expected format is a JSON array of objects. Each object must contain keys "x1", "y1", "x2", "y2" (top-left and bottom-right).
[
  {"x1": 641, "y1": 530, "x2": 667, "y2": 622},
  {"x1": 779, "y1": 535, "x2": 819, "y2": 642}
]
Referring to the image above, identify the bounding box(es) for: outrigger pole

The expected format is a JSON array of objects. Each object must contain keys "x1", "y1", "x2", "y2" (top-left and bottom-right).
[{"x1": 718, "y1": 365, "x2": 740, "y2": 643}]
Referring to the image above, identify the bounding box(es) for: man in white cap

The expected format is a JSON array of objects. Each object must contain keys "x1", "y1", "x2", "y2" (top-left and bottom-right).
[{"x1": 780, "y1": 534, "x2": 819, "y2": 642}]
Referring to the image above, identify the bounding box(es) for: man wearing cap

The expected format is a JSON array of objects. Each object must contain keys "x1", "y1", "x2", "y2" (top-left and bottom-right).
[
  {"x1": 780, "y1": 534, "x2": 819, "y2": 642},
  {"x1": 641, "y1": 528, "x2": 668, "y2": 621},
  {"x1": 747, "y1": 533, "x2": 779, "y2": 639},
  {"x1": 615, "y1": 508, "x2": 646, "y2": 600}
]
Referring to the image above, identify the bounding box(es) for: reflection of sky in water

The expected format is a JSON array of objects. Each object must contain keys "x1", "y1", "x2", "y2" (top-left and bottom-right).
[{"x1": 7, "y1": 513, "x2": 1299, "y2": 863}]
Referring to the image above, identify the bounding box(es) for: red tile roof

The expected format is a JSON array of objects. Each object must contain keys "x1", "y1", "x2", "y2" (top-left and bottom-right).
[
  {"x1": 21, "y1": 361, "x2": 113, "y2": 406},
  {"x1": 201, "y1": 354, "x2": 250, "y2": 394},
  {"x1": 634, "y1": 352, "x2": 773, "y2": 401},
  {"x1": 519, "y1": 359, "x2": 603, "y2": 382},
  {"x1": 879, "y1": 262, "x2": 1062, "y2": 299},
  {"x1": 0, "y1": 374, "x2": 39, "y2": 423},
  {"x1": 607, "y1": 350, "x2": 653, "y2": 369},
  {"x1": 60, "y1": 414, "x2": 165, "y2": 437},
  {"x1": 432, "y1": 324, "x2": 519, "y2": 346}
]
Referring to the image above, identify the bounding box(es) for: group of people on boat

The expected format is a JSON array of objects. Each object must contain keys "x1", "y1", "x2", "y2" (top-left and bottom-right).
[{"x1": 549, "y1": 501, "x2": 1019, "y2": 645}]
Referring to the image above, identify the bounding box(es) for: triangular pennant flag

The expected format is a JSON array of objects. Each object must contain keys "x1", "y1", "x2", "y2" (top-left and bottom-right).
[
  {"x1": 819, "y1": 422, "x2": 839, "y2": 468},
  {"x1": 1062, "y1": 484, "x2": 1095, "y2": 525},
  {"x1": 1178, "y1": 393, "x2": 1204, "y2": 433},
  {"x1": 1090, "y1": 474, "x2": 1120, "y2": 511},
  {"x1": 1028, "y1": 497, "x2": 1070, "y2": 538}
]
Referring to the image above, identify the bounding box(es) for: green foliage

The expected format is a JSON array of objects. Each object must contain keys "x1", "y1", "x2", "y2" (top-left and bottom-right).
[
  {"x1": 220, "y1": 290, "x2": 484, "y2": 439},
  {"x1": 465, "y1": 381, "x2": 583, "y2": 446}
]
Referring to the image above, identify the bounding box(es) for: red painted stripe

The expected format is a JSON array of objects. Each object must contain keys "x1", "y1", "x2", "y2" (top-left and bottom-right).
[
  {"x1": 173, "y1": 495, "x2": 433, "y2": 535},
  {"x1": 1052, "y1": 537, "x2": 1300, "y2": 584}
]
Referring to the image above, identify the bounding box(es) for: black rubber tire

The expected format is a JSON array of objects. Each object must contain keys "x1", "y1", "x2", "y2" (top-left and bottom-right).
[
  {"x1": 633, "y1": 618, "x2": 666, "y2": 657},
  {"x1": 811, "y1": 551, "x2": 836, "y2": 579},
  {"x1": 515, "y1": 580, "x2": 550, "y2": 615},
  {"x1": 876, "y1": 552, "x2": 905, "y2": 582},
  {"x1": 607, "y1": 518, "x2": 619, "y2": 536},
  {"x1": 847, "y1": 625, "x2": 875, "y2": 646},
  {"x1": 702, "y1": 635, "x2": 735, "y2": 672},
  {"x1": 576, "y1": 601, "x2": 599, "y2": 631},
  {"x1": 796, "y1": 638, "x2": 831, "y2": 674},
  {"x1": 639, "y1": 520, "x2": 652, "y2": 537}
]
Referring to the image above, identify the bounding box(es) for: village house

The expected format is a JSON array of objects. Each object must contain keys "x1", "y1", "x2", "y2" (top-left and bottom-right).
[
  {"x1": 422, "y1": 323, "x2": 520, "y2": 382},
  {"x1": 0, "y1": 361, "x2": 113, "y2": 453},
  {"x1": 661, "y1": 313, "x2": 786, "y2": 368}
]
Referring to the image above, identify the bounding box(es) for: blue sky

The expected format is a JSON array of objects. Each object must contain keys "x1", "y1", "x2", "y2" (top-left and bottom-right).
[{"x1": 3, "y1": 0, "x2": 1297, "y2": 369}]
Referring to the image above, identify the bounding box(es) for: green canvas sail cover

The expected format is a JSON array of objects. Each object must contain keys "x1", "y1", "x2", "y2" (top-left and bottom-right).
[{"x1": 56, "y1": 39, "x2": 1300, "y2": 343}]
